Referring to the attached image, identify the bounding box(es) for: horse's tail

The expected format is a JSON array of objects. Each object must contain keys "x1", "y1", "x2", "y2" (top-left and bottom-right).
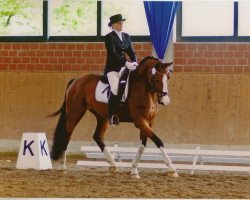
[{"x1": 49, "y1": 78, "x2": 75, "y2": 160}]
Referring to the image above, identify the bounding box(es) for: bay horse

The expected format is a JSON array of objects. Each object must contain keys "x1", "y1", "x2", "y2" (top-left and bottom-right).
[{"x1": 49, "y1": 56, "x2": 178, "y2": 178}]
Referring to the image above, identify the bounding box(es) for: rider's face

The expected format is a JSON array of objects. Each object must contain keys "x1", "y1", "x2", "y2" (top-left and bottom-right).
[{"x1": 112, "y1": 21, "x2": 124, "y2": 31}]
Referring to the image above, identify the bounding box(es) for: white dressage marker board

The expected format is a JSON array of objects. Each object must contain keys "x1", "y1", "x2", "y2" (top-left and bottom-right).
[
  {"x1": 16, "y1": 132, "x2": 52, "y2": 170},
  {"x1": 77, "y1": 145, "x2": 250, "y2": 174}
]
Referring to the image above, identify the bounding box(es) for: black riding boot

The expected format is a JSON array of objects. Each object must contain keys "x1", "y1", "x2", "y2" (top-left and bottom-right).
[{"x1": 108, "y1": 93, "x2": 119, "y2": 126}]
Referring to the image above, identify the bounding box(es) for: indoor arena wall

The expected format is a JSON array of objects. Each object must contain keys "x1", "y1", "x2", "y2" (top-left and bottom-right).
[{"x1": 0, "y1": 42, "x2": 249, "y2": 149}]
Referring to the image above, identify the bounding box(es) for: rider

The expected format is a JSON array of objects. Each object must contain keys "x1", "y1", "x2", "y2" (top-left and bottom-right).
[{"x1": 104, "y1": 14, "x2": 138, "y2": 126}]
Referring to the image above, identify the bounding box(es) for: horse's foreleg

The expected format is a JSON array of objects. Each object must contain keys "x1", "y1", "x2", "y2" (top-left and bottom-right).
[
  {"x1": 130, "y1": 132, "x2": 147, "y2": 179},
  {"x1": 92, "y1": 114, "x2": 117, "y2": 173},
  {"x1": 159, "y1": 147, "x2": 178, "y2": 177},
  {"x1": 130, "y1": 143, "x2": 145, "y2": 179},
  {"x1": 134, "y1": 118, "x2": 178, "y2": 178},
  {"x1": 103, "y1": 147, "x2": 117, "y2": 173}
]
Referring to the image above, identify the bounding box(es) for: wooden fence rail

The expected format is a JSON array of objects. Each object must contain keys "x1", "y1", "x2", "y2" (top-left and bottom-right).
[{"x1": 77, "y1": 144, "x2": 250, "y2": 174}]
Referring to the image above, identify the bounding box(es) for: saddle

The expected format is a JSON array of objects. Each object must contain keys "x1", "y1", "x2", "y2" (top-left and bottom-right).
[{"x1": 95, "y1": 68, "x2": 130, "y2": 105}]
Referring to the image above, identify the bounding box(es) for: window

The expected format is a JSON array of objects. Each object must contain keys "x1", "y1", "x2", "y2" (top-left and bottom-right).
[
  {"x1": 177, "y1": 1, "x2": 250, "y2": 42},
  {"x1": 102, "y1": 0, "x2": 149, "y2": 36},
  {"x1": 50, "y1": 0, "x2": 97, "y2": 36},
  {"x1": 0, "y1": 0, "x2": 150, "y2": 42},
  {"x1": 0, "y1": 0, "x2": 43, "y2": 36},
  {"x1": 238, "y1": 2, "x2": 250, "y2": 36},
  {"x1": 182, "y1": 1, "x2": 234, "y2": 37}
]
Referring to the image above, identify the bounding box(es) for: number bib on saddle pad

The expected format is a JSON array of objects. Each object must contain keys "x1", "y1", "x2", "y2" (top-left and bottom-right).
[{"x1": 95, "y1": 69, "x2": 130, "y2": 104}]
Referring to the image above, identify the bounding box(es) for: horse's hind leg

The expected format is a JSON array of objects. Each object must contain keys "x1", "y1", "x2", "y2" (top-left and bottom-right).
[
  {"x1": 59, "y1": 150, "x2": 67, "y2": 170},
  {"x1": 57, "y1": 104, "x2": 87, "y2": 171},
  {"x1": 92, "y1": 112, "x2": 118, "y2": 173},
  {"x1": 130, "y1": 131, "x2": 147, "y2": 179}
]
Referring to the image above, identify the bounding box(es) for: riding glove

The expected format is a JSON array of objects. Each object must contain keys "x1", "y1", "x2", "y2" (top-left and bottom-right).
[
  {"x1": 126, "y1": 61, "x2": 136, "y2": 71},
  {"x1": 132, "y1": 62, "x2": 138, "y2": 67}
]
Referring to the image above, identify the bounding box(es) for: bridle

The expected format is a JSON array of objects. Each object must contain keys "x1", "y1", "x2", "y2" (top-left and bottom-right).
[{"x1": 145, "y1": 63, "x2": 171, "y2": 97}]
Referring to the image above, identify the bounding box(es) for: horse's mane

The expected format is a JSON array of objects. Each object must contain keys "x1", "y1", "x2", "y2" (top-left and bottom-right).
[
  {"x1": 135, "y1": 56, "x2": 159, "y2": 77},
  {"x1": 138, "y1": 56, "x2": 159, "y2": 67}
]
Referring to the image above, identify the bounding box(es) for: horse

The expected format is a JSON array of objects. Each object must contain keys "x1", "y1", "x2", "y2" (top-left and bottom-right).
[{"x1": 49, "y1": 56, "x2": 178, "y2": 178}]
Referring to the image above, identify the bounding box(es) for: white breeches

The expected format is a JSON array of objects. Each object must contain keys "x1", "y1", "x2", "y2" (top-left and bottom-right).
[{"x1": 107, "y1": 67, "x2": 126, "y2": 95}]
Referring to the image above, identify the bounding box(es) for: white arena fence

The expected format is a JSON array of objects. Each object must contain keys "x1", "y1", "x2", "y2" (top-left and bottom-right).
[{"x1": 77, "y1": 144, "x2": 250, "y2": 174}]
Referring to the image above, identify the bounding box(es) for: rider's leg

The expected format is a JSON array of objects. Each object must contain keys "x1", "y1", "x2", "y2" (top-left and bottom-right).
[{"x1": 107, "y1": 71, "x2": 119, "y2": 125}]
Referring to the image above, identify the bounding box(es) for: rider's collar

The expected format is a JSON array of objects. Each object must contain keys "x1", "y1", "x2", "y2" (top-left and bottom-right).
[{"x1": 114, "y1": 30, "x2": 123, "y2": 40}]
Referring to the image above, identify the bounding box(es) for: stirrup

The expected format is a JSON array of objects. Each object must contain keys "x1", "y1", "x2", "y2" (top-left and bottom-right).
[{"x1": 109, "y1": 115, "x2": 119, "y2": 126}]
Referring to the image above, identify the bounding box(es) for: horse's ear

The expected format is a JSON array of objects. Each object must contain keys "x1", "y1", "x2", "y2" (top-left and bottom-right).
[
  {"x1": 154, "y1": 62, "x2": 161, "y2": 70},
  {"x1": 162, "y1": 62, "x2": 173, "y2": 68}
]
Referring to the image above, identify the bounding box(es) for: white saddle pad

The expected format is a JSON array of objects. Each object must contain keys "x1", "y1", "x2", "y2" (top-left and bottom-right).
[{"x1": 95, "y1": 75, "x2": 130, "y2": 104}]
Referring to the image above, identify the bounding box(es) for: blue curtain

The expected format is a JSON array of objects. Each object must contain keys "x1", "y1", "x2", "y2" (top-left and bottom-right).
[{"x1": 144, "y1": 1, "x2": 179, "y2": 60}]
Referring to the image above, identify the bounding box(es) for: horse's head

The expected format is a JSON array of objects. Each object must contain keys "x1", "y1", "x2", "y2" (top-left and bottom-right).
[
  {"x1": 137, "y1": 57, "x2": 172, "y2": 105},
  {"x1": 150, "y1": 61, "x2": 172, "y2": 105}
]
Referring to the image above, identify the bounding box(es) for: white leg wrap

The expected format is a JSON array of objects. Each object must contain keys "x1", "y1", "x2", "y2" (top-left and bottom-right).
[
  {"x1": 103, "y1": 147, "x2": 116, "y2": 167},
  {"x1": 130, "y1": 144, "x2": 145, "y2": 178},
  {"x1": 132, "y1": 144, "x2": 145, "y2": 168},
  {"x1": 160, "y1": 147, "x2": 176, "y2": 172},
  {"x1": 59, "y1": 150, "x2": 67, "y2": 170}
]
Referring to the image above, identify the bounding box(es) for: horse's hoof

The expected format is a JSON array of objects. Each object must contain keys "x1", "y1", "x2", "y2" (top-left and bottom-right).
[
  {"x1": 167, "y1": 171, "x2": 179, "y2": 178},
  {"x1": 130, "y1": 173, "x2": 140, "y2": 179},
  {"x1": 109, "y1": 166, "x2": 118, "y2": 173},
  {"x1": 60, "y1": 165, "x2": 66, "y2": 171},
  {"x1": 58, "y1": 169, "x2": 67, "y2": 174}
]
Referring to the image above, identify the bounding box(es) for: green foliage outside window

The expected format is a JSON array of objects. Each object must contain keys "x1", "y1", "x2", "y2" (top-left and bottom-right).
[
  {"x1": 50, "y1": 0, "x2": 97, "y2": 36},
  {"x1": 0, "y1": 0, "x2": 43, "y2": 36},
  {"x1": 0, "y1": 0, "x2": 147, "y2": 38}
]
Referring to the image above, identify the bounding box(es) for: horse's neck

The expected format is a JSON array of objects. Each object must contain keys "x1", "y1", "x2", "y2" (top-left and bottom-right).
[
  {"x1": 129, "y1": 70, "x2": 157, "y2": 104},
  {"x1": 128, "y1": 58, "x2": 159, "y2": 106},
  {"x1": 131, "y1": 59, "x2": 154, "y2": 88}
]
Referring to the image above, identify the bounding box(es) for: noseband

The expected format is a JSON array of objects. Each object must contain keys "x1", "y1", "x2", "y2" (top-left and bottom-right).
[{"x1": 145, "y1": 64, "x2": 170, "y2": 97}]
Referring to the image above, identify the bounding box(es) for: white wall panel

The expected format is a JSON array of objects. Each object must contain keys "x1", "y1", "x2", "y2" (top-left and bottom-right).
[
  {"x1": 182, "y1": 1, "x2": 234, "y2": 36},
  {"x1": 238, "y1": 2, "x2": 250, "y2": 36}
]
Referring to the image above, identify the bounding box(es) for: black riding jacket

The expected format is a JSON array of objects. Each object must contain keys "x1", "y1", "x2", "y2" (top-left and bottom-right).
[{"x1": 104, "y1": 31, "x2": 137, "y2": 74}]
